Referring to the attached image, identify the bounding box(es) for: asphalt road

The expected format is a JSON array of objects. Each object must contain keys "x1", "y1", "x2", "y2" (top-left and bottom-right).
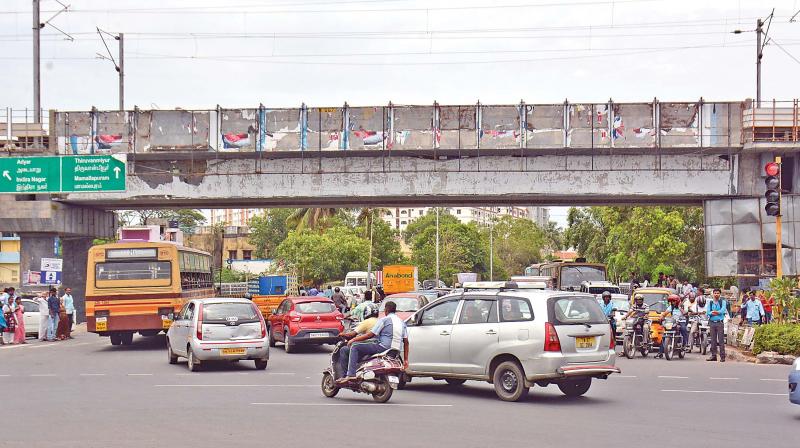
[{"x1": 3, "y1": 327, "x2": 796, "y2": 448}]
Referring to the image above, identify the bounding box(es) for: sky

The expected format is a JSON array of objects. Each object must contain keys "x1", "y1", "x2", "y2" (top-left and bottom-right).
[{"x1": 1, "y1": 0, "x2": 799, "y2": 227}]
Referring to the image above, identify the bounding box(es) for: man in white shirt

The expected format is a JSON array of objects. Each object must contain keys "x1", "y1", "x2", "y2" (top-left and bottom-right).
[
  {"x1": 62, "y1": 287, "x2": 75, "y2": 338},
  {"x1": 35, "y1": 292, "x2": 50, "y2": 341}
]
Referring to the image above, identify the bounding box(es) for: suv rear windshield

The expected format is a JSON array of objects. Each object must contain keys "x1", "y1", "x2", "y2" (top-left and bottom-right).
[
  {"x1": 296, "y1": 301, "x2": 336, "y2": 314},
  {"x1": 551, "y1": 296, "x2": 607, "y2": 325},
  {"x1": 202, "y1": 303, "x2": 260, "y2": 324}
]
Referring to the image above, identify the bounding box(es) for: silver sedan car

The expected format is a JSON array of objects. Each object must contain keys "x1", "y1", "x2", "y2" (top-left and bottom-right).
[
  {"x1": 405, "y1": 289, "x2": 620, "y2": 401},
  {"x1": 166, "y1": 298, "x2": 270, "y2": 371}
]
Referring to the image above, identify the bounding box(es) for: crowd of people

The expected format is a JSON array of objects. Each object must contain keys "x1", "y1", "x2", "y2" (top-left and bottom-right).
[{"x1": 0, "y1": 287, "x2": 75, "y2": 345}]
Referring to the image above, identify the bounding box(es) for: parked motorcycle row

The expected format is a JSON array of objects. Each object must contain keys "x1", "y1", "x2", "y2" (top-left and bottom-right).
[{"x1": 620, "y1": 312, "x2": 710, "y2": 360}]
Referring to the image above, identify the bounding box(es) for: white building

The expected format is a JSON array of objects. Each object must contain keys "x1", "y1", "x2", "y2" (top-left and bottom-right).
[
  {"x1": 383, "y1": 206, "x2": 537, "y2": 232},
  {"x1": 210, "y1": 208, "x2": 263, "y2": 227},
  {"x1": 527, "y1": 207, "x2": 551, "y2": 228}
]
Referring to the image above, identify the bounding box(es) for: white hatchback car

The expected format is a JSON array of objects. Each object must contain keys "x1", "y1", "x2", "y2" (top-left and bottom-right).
[
  {"x1": 405, "y1": 288, "x2": 620, "y2": 401},
  {"x1": 166, "y1": 298, "x2": 269, "y2": 371}
]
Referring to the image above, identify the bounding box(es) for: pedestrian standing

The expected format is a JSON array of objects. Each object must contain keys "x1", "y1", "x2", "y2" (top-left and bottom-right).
[
  {"x1": 0, "y1": 288, "x2": 9, "y2": 307},
  {"x1": 46, "y1": 288, "x2": 60, "y2": 342},
  {"x1": 0, "y1": 300, "x2": 7, "y2": 345},
  {"x1": 3, "y1": 298, "x2": 16, "y2": 344},
  {"x1": 323, "y1": 285, "x2": 333, "y2": 299},
  {"x1": 62, "y1": 287, "x2": 75, "y2": 339},
  {"x1": 13, "y1": 297, "x2": 26, "y2": 344},
  {"x1": 739, "y1": 292, "x2": 750, "y2": 322},
  {"x1": 707, "y1": 288, "x2": 728, "y2": 362},
  {"x1": 35, "y1": 292, "x2": 49, "y2": 341},
  {"x1": 743, "y1": 293, "x2": 765, "y2": 325},
  {"x1": 56, "y1": 295, "x2": 70, "y2": 340}
]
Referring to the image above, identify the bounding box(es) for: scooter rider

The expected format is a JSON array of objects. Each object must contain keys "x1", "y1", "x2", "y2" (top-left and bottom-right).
[
  {"x1": 338, "y1": 300, "x2": 409, "y2": 385},
  {"x1": 624, "y1": 294, "x2": 649, "y2": 336},
  {"x1": 334, "y1": 302, "x2": 379, "y2": 380},
  {"x1": 600, "y1": 291, "x2": 616, "y2": 335}
]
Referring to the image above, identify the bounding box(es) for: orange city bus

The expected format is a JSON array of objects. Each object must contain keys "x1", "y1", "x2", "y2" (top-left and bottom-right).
[{"x1": 85, "y1": 241, "x2": 214, "y2": 346}]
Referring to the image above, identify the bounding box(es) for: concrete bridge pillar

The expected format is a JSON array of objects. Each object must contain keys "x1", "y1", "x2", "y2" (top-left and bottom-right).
[{"x1": 0, "y1": 199, "x2": 116, "y2": 324}]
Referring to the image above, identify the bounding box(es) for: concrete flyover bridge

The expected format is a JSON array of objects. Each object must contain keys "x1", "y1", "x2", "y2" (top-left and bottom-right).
[{"x1": 47, "y1": 98, "x2": 786, "y2": 209}]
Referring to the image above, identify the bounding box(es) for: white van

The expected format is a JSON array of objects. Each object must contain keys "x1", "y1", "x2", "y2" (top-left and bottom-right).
[{"x1": 345, "y1": 271, "x2": 375, "y2": 287}]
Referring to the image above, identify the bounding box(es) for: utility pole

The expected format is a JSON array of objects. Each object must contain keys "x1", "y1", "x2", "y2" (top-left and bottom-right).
[
  {"x1": 118, "y1": 33, "x2": 124, "y2": 111},
  {"x1": 435, "y1": 208, "x2": 440, "y2": 286},
  {"x1": 33, "y1": 0, "x2": 41, "y2": 123},
  {"x1": 756, "y1": 18, "x2": 763, "y2": 107},
  {"x1": 97, "y1": 28, "x2": 125, "y2": 110}
]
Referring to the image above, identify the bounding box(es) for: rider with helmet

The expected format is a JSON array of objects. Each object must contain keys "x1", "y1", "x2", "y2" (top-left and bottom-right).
[
  {"x1": 600, "y1": 291, "x2": 617, "y2": 336},
  {"x1": 624, "y1": 294, "x2": 650, "y2": 336},
  {"x1": 656, "y1": 294, "x2": 688, "y2": 358},
  {"x1": 335, "y1": 302, "x2": 379, "y2": 379}
]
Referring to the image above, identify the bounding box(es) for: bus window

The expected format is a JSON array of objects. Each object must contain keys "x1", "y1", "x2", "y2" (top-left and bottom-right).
[
  {"x1": 96, "y1": 261, "x2": 171, "y2": 281},
  {"x1": 559, "y1": 266, "x2": 606, "y2": 290}
]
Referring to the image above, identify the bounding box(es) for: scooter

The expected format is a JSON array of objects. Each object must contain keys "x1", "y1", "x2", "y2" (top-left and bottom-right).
[
  {"x1": 622, "y1": 315, "x2": 652, "y2": 358},
  {"x1": 321, "y1": 339, "x2": 404, "y2": 403}
]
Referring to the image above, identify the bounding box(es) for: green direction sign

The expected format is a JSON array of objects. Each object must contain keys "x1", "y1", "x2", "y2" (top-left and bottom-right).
[
  {"x1": 0, "y1": 157, "x2": 61, "y2": 193},
  {"x1": 0, "y1": 155, "x2": 126, "y2": 194},
  {"x1": 61, "y1": 155, "x2": 126, "y2": 193}
]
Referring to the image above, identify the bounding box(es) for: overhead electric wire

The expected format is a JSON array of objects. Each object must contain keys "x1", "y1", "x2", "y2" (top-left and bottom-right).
[
  {"x1": 769, "y1": 37, "x2": 800, "y2": 65},
  {"x1": 0, "y1": 0, "x2": 671, "y2": 15}
]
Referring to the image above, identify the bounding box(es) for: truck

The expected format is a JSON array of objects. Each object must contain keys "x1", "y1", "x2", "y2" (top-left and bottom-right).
[
  {"x1": 248, "y1": 275, "x2": 298, "y2": 319},
  {"x1": 382, "y1": 265, "x2": 418, "y2": 295}
]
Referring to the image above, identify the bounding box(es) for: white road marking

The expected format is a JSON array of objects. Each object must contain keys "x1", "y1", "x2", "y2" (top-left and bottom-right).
[
  {"x1": 30, "y1": 374, "x2": 57, "y2": 377},
  {"x1": 79, "y1": 373, "x2": 106, "y2": 376},
  {"x1": 0, "y1": 374, "x2": 11, "y2": 377},
  {"x1": 127, "y1": 373, "x2": 154, "y2": 376},
  {"x1": 175, "y1": 373, "x2": 198, "y2": 376},
  {"x1": 251, "y1": 402, "x2": 453, "y2": 407},
  {"x1": 760, "y1": 378, "x2": 785, "y2": 382},
  {"x1": 0, "y1": 344, "x2": 27, "y2": 349},
  {"x1": 616, "y1": 375, "x2": 638, "y2": 378},
  {"x1": 28, "y1": 344, "x2": 57, "y2": 349},
  {"x1": 661, "y1": 389, "x2": 785, "y2": 396},
  {"x1": 658, "y1": 376, "x2": 689, "y2": 379},
  {"x1": 709, "y1": 377, "x2": 739, "y2": 380},
  {"x1": 265, "y1": 372, "x2": 296, "y2": 375},
  {"x1": 155, "y1": 384, "x2": 316, "y2": 387}
]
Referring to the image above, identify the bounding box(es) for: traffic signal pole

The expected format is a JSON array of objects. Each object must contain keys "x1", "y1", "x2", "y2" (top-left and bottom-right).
[{"x1": 775, "y1": 156, "x2": 783, "y2": 278}]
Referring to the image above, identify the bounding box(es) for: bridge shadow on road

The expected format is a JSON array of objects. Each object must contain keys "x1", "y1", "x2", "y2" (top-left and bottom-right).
[{"x1": 403, "y1": 382, "x2": 613, "y2": 406}]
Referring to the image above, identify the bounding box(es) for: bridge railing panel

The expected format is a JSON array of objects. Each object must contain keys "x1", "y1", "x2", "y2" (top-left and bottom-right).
[
  {"x1": 611, "y1": 103, "x2": 655, "y2": 148},
  {"x1": 439, "y1": 105, "x2": 477, "y2": 149},
  {"x1": 134, "y1": 110, "x2": 212, "y2": 152},
  {"x1": 308, "y1": 107, "x2": 344, "y2": 151},
  {"x1": 391, "y1": 105, "x2": 434, "y2": 150},
  {"x1": 567, "y1": 103, "x2": 611, "y2": 148},
  {"x1": 524, "y1": 104, "x2": 564, "y2": 148},
  {"x1": 55, "y1": 111, "x2": 93, "y2": 154},
  {"x1": 263, "y1": 108, "x2": 303, "y2": 151},
  {"x1": 347, "y1": 106, "x2": 387, "y2": 150},
  {"x1": 220, "y1": 108, "x2": 258, "y2": 152},
  {"x1": 701, "y1": 102, "x2": 743, "y2": 147},
  {"x1": 95, "y1": 111, "x2": 131, "y2": 154},
  {"x1": 659, "y1": 102, "x2": 700, "y2": 147},
  {"x1": 479, "y1": 105, "x2": 521, "y2": 149}
]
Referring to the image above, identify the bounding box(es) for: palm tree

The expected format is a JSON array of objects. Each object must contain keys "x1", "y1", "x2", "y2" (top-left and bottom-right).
[{"x1": 286, "y1": 208, "x2": 339, "y2": 231}]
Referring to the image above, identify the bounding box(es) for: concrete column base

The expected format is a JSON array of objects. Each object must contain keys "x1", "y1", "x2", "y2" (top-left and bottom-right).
[{"x1": 62, "y1": 237, "x2": 93, "y2": 324}]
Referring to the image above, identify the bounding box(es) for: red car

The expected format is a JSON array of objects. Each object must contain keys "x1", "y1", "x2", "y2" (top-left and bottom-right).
[
  {"x1": 267, "y1": 296, "x2": 344, "y2": 353},
  {"x1": 379, "y1": 293, "x2": 430, "y2": 320}
]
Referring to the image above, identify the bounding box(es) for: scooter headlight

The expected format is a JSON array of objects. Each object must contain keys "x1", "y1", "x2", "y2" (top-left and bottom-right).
[{"x1": 363, "y1": 370, "x2": 376, "y2": 380}]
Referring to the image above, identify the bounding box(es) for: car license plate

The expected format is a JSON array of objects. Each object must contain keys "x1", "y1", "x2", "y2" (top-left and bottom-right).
[
  {"x1": 310, "y1": 332, "x2": 329, "y2": 338},
  {"x1": 575, "y1": 337, "x2": 595, "y2": 349},
  {"x1": 95, "y1": 317, "x2": 107, "y2": 332},
  {"x1": 221, "y1": 348, "x2": 246, "y2": 355}
]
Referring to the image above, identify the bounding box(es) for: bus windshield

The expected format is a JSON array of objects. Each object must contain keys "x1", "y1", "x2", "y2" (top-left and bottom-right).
[{"x1": 559, "y1": 266, "x2": 606, "y2": 289}]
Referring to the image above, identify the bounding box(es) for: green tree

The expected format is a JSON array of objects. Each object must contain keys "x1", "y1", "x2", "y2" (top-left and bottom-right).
[
  {"x1": 274, "y1": 226, "x2": 369, "y2": 285},
  {"x1": 356, "y1": 209, "x2": 404, "y2": 269},
  {"x1": 405, "y1": 211, "x2": 490, "y2": 282},
  {"x1": 248, "y1": 208, "x2": 297, "y2": 258},
  {"x1": 565, "y1": 206, "x2": 706, "y2": 283},
  {"x1": 286, "y1": 208, "x2": 339, "y2": 231},
  {"x1": 490, "y1": 216, "x2": 547, "y2": 276}
]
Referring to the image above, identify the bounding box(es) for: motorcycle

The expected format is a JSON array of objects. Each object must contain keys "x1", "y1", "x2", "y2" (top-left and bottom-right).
[
  {"x1": 698, "y1": 316, "x2": 710, "y2": 355},
  {"x1": 321, "y1": 339, "x2": 404, "y2": 403},
  {"x1": 622, "y1": 315, "x2": 652, "y2": 358},
  {"x1": 661, "y1": 316, "x2": 686, "y2": 360}
]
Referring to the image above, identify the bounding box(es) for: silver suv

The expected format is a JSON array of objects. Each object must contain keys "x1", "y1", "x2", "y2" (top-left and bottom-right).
[{"x1": 405, "y1": 289, "x2": 620, "y2": 401}]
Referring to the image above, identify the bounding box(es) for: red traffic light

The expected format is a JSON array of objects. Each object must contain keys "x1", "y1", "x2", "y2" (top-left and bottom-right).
[{"x1": 765, "y1": 162, "x2": 780, "y2": 176}]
